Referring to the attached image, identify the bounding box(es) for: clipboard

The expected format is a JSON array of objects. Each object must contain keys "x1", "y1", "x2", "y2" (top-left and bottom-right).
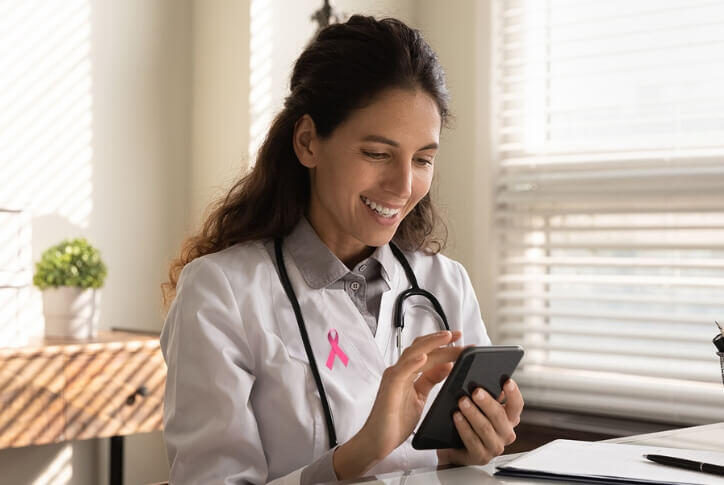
[{"x1": 496, "y1": 439, "x2": 724, "y2": 485}]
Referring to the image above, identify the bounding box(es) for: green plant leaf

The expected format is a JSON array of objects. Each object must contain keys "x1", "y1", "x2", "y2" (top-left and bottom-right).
[{"x1": 33, "y1": 238, "x2": 108, "y2": 289}]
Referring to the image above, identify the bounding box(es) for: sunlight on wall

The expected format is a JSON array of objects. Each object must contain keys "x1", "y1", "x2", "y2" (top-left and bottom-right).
[
  {"x1": 0, "y1": 0, "x2": 93, "y2": 226},
  {"x1": 0, "y1": 1, "x2": 92, "y2": 483},
  {"x1": 0, "y1": 0, "x2": 93, "y2": 342},
  {"x1": 248, "y1": 0, "x2": 273, "y2": 163},
  {"x1": 33, "y1": 444, "x2": 72, "y2": 485}
]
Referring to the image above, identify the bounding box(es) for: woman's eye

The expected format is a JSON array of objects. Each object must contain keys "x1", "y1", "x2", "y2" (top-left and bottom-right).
[
  {"x1": 416, "y1": 158, "x2": 433, "y2": 166},
  {"x1": 362, "y1": 150, "x2": 388, "y2": 160}
]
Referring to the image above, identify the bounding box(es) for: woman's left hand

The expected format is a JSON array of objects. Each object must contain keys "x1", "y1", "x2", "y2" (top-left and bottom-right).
[{"x1": 437, "y1": 378, "x2": 524, "y2": 466}]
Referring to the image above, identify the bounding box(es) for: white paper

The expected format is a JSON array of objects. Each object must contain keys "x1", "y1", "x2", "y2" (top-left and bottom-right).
[{"x1": 500, "y1": 439, "x2": 724, "y2": 485}]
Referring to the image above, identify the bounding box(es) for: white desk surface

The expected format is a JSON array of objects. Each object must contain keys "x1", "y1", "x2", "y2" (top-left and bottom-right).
[{"x1": 325, "y1": 422, "x2": 724, "y2": 484}]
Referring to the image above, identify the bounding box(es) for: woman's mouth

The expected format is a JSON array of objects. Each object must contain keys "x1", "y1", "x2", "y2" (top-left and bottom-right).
[{"x1": 360, "y1": 196, "x2": 402, "y2": 219}]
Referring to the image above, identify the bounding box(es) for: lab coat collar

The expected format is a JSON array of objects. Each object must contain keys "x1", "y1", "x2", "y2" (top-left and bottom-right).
[{"x1": 371, "y1": 243, "x2": 397, "y2": 288}]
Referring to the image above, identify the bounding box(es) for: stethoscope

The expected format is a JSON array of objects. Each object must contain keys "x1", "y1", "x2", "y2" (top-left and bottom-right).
[{"x1": 274, "y1": 237, "x2": 450, "y2": 449}]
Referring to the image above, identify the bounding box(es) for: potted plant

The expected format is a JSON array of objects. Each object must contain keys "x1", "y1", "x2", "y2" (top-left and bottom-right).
[{"x1": 33, "y1": 238, "x2": 107, "y2": 339}]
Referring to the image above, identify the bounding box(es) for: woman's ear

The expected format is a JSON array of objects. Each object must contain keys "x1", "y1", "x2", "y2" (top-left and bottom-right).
[{"x1": 293, "y1": 114, "x2": 319, "y2": 168}]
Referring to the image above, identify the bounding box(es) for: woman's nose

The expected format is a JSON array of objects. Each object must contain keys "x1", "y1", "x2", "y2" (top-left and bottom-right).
[{"x1": 382, "y1": 158, "x2": 413, "y2": 199}]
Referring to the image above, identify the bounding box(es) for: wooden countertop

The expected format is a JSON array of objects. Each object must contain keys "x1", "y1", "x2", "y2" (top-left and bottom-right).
[{"x1": 0, "y1": 330, "x2": 161, "y2": 357}]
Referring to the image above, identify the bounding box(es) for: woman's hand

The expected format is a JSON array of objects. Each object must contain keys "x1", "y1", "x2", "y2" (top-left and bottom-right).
[
  {"x1": 436, "y1": 378, "x2": 524, "y2": 466},
  {"x1": 333, "y1": 330, "x2": 463, "y2": 479}
]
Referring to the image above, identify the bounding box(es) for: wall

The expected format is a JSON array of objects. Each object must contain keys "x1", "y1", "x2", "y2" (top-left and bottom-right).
[
  {"x1": 0, "y1": 0, "x2": 191, "y2": 483},
  {"x1": 188, "y1": 0, "x2": 251, "y2": 229}
]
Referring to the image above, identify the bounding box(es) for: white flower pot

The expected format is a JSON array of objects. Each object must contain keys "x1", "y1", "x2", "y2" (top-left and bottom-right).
[{"x1": 42, "y1": 287, "x2": 101, "y2": 339}]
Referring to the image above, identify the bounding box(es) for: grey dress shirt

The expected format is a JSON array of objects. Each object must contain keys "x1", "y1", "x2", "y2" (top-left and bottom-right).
[{"x1": 264, "y1": 217, "x2": 393, "y2": 484}]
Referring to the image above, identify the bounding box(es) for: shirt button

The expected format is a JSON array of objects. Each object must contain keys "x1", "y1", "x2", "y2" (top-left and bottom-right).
[
  {"x1": 359, "y1": 264, "x2": 367, "y2": 272},
  {"x1": 350, "y1": 281, "x2": 361, "y2": 291}
]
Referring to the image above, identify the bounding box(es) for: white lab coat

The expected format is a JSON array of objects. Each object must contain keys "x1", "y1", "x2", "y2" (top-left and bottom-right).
[{"x1": 161, "y1": 240, "x2": 490, "y2": 485}]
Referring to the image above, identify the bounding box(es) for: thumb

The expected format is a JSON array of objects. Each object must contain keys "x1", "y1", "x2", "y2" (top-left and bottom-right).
[{"x1": 414, "y1": 362, "x2": 453, "y2": 398}]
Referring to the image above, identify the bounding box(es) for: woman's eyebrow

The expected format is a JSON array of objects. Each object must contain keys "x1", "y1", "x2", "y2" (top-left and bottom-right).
[{"x1": 361, "y1": 134, "x2": 439, "y2": 151}]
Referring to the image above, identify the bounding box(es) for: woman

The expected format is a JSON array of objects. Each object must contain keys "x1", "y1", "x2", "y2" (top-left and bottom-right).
[{"x1": 161, "y1": 15, "x2": 523, "y2": 485}]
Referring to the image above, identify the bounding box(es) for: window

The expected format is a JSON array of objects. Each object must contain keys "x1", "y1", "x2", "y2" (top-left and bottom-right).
[{"x1": 494, "y1": 0, "x2": 724, "y2": 424}]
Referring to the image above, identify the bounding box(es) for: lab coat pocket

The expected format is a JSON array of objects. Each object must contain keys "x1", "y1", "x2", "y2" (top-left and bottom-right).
[{"x1": 272, "y1": 303, "x2": 330, "y2": 455}]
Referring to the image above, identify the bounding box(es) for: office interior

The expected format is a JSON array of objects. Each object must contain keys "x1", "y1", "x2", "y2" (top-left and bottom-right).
[{"x1": 0, "y1": 1, "x2": 722, "y2": 484}]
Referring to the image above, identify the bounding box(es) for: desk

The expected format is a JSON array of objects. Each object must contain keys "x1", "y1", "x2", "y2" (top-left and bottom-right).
[
  {"x1": 0, "y1": 330, "x2": 166, "y2": 484},
  {"x1": 325, "y1": 422, "x2": 724, "y2": 484}
]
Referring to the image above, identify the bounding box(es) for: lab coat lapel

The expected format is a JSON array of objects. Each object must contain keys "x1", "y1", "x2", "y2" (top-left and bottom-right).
[
  {"x1": 375, "y1": 243, "x2": 404, "y2": 366},
  {"x1": 375, "y1": 268, "x2": 402, "y2": 366}
]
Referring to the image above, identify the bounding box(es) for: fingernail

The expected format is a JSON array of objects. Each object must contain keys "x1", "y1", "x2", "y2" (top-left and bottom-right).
[
  {"x1": 437, "y1": 330, "x2": 450, "y2": 337},
  {"x1": 454, "y1": 412, "x2": 463, "y2": 422},
  {"x1": 460, "y1": 398, "x2": 470, "y2": 409},
  {"x1": 474, "y1": 389, "x2": 486, "y2": 401},
  {"x1": 506, "y1": 381, "x2": 515, "y2": 391}
]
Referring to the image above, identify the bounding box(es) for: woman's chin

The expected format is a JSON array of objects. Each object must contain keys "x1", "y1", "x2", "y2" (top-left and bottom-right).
[{"x1": 358, "y1": 225, "x2": 400, "y2": 248}]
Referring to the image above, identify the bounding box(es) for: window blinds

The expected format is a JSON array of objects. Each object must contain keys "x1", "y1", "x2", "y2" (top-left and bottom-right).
[{"x1": 494, "y1": 0, "x2": 724, "y2": 424}]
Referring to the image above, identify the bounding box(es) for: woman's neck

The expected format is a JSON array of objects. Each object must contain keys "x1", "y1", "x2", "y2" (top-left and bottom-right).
[
  {"x1": 337, "y1": 243, "x2": 375, "y2": 269},
  {"x1": 305, "y1": 214, "x2": 374, "y2": 269}
]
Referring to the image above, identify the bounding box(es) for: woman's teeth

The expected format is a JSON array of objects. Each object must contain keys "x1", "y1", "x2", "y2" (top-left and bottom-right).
[{"x1": 361, "y1": 196, "x2": 400, "y2": 218}]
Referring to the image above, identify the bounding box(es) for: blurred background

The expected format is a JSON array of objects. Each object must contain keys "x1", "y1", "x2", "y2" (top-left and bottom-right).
[{"x1": 0, "y1": 0, "x2": 723, "y2": 483}]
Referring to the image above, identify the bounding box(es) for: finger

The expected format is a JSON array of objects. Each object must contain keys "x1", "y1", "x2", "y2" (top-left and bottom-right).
[
  {"x1": 394, "y1": 352, "x2": 428, "y2": 378},
  {"x1": 458, "y1": 396, "x2": 506, "y2": 457},
  {"x1": 414, "y1": 361, "x2": 453, "y2": 397},
  {"x1": 502, "y1": 379, "x2": 524, "y2": 427},
  {"x1": 417, "y1": 345, "x2": 464, "y2": 372},
  {"x1": 438, "y1": 447, "x2": 468, "y2": 466},
  {"x1": 402, "y1": 330, "x2": 462, "y2": 360},
  {"x1": 412, "y1": 342, "x2": 467, "y2": 398},
  {"x1": 389, "y1": 331, "x2": 461, "y2": 384},
  {"x1": 412, "y1": 344, "x2": 465, "y2": 396},
  {"x1": 453, "y1": 410, "x2": 493, "y2": 465},
  {"x1": 471, "y1": 388, "x2": 516, "y2": 446}
]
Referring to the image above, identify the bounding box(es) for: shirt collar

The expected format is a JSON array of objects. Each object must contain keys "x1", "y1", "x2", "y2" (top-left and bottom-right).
[{"x1": 285, "y1": 217, "x2": 397, "y2": 289}]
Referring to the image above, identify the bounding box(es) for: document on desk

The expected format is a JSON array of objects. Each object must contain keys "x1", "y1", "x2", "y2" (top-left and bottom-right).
[{"x1": 496, "y1": 439, "x2": 724, "y2": 485}]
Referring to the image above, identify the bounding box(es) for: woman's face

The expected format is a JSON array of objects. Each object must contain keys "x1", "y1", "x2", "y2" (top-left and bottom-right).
[{"x1": 294, "y1": 87, "x2": 441, "y2": 264}]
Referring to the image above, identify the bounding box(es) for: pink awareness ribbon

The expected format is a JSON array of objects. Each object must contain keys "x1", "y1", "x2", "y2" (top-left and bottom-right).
[{"x1": 325, "y1": 329, "x2": 349, "y2": 370}]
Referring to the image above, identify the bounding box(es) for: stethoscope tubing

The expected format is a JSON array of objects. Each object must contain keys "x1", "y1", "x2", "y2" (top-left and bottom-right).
[{"x1": 274, "y1": 238, "x2": 339, "y2": 447}]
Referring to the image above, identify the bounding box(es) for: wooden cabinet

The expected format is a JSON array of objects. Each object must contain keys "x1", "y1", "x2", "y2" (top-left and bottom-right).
[
  {"x1": 0, "y1": 349, "x2": 66, "y2": 447},
  {"x1": 0, "y1": 331, "x2": 165, "y2": 449}
]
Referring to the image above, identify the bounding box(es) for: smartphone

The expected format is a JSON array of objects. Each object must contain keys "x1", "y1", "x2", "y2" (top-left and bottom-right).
[{"x1": 411, "y1": 345, "x2": 524, "y2": 450}]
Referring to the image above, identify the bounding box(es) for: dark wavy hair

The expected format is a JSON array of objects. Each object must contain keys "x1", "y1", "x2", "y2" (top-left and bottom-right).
[{"x1": 162, "y1": 15, "x2": 450, "y2": 309}]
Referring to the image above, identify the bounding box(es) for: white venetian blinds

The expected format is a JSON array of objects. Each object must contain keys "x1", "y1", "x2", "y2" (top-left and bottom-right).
[{"x1": 494, "y1": 0, "x2": 724, "y2": 424}]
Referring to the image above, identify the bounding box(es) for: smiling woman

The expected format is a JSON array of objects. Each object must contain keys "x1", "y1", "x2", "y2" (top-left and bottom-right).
[
  {"x1": 293, "y1": 88, "x2": 441, "y2": 265},
  {"x1": 162, "y1": 19, "x2": 450, "y2": 302},
  {"x1": 160, "y1": 14, "x2": 522, "y2": 485}
]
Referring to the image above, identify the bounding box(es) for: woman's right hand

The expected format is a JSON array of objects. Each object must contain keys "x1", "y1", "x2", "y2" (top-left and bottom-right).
[{"x1": 333, "y1": 330, "x2": 463, "y2": 480}]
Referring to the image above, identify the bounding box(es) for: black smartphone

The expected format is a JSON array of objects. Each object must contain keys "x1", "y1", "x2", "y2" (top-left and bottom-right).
[{"x1": 411, "y1": 345, "x2": 524, "y2": 450}]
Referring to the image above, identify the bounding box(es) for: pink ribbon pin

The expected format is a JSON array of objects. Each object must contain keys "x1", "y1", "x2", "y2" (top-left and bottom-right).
[{"x1": 325, "y1": 329, "x2": 349, "y2": 370}]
